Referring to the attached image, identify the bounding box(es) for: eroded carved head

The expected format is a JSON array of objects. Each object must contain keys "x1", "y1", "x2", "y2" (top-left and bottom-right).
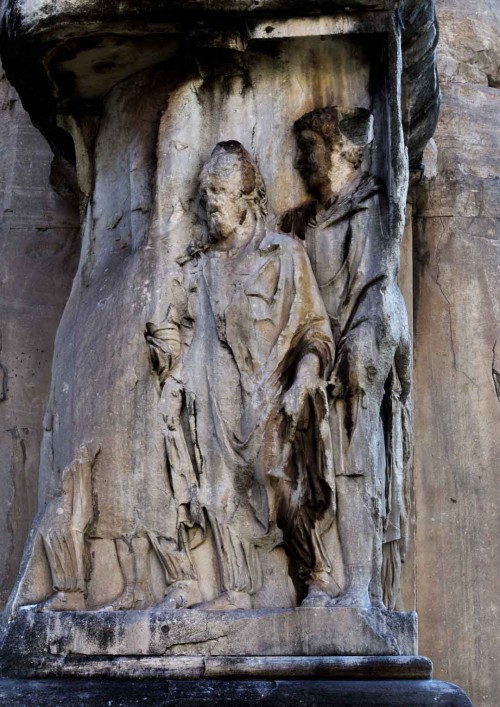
[
  {"x1": 199, "y1": 141, "x2": 267, "y2": 242},
  {"x1": 293, "y1": 107, "x2": 373, "y2": 202}
]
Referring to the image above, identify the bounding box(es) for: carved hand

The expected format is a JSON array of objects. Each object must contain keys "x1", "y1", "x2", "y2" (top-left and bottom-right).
[
  {"x1": 159, "y1": 377, "x2": 183, "y2": 428},
  {"x1": 146, "y1": 336, "x2": 179, "y2": 370},
  {"x1": 282, "y1": 353, "x2": 327, "y2": 435},
  {"x1": 145, "y1": 319, "x2": 181, "y2": 384},
  {"x1": 330, "y1": 344, "x2": 376, "y2": 407}
]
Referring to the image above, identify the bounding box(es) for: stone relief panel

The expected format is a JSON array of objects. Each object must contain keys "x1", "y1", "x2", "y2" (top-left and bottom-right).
[
  {"x1": 147, "y1": 141, "x2": 335, "y2": 610},
  {"x1": 7, "y1": 32, "x2": 411, "y2": 616},
  {"x1": 280, "y1": 107, "x2": 412, "y2": 609},
  {"x1": 39, "y1": 443, "x2": 100, "y2": 611}
]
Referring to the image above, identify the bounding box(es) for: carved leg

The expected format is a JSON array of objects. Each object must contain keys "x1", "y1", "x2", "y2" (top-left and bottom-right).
[
  {"x1": 37, "y1": 445, "x2": 98, "y2": 612},
  {"x1": 329, "y1": 564, "x2": 372, "y2": 608},
  {"x1": 273, "y1": 474, "x2": 335, "y2": 608},
  {"x1": 38, "y1": 590, "x2": 86, "y2": 612},
  {"x1": 300, "y1": 525, "x2": 338, "y2": 607},
  {"x1": 380, "y1": 539, "x2": 401, "y2": 610},
  {"x1": 193, "y1": 590, "x2": 252, "y2": 611},
  {"x1": 328, "y1": 475, "x2": 372, "y2": 608},
  {"x1": 149, "y1": 532, "x2": 202, "y2": 609},
  {"x1": 301, "y1": 571, "x2": 336, "y2": 607},
  {"x1": 108, "y1": 537, "x2": 154, "y2": 610},
  {"x1": 370, "y1": 517, "x2": 385, "y2": 609},
  {"x1": 38, "y1": 529, "x2": 87, "y2": 612},
  {"x1": 133, "y1": 537, "x2": 155, "y2": 608},
  {"x1": 157, "y1": 580, "x2": 203, "y2": 609},
  {"x1": 196, "y1": 515, "x2": 255, "y2": 611},
  {"x1": 109, "y1": 538, "x2": 135, "y2": 609}
]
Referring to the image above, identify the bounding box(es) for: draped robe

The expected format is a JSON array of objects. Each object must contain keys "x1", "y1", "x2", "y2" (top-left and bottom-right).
[
  {"x1": 282, "y1": 173, "x2": 412, "y2": 606},
  {"x1": 161, "y1": 229, "x2": 335, "y2": 594}
]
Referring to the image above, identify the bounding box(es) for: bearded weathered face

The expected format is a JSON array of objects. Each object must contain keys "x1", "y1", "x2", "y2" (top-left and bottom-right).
[{"x1": 202, "y1": 155, "x2": 250, "y2": 241}]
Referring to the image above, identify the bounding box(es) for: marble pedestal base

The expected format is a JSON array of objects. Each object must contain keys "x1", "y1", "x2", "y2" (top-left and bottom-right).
[
  {"x1": 0, "y1": 607, "x2": 472, "y2": 705},
  {"x1": 0, "y1": 677, "x2": 474, "y2": 706},
  {"x1": 1, "y1": 606, "x2": 417, "y2": 671},
  {"x1": 2, "y1": 654, "x2": 431, "y2": 680}
]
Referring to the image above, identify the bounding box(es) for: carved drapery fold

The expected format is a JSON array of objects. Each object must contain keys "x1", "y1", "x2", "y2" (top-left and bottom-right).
[{"x1": 0, "y1": 0, "x2": 439, "y2": 666}]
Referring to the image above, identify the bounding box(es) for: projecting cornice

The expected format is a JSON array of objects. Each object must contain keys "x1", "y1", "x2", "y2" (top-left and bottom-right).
[{"x1": 0, "y1": 0, "x2": 439, "y2": 166}]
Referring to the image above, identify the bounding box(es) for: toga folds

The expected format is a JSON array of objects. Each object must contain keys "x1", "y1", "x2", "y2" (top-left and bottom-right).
[
  {"x1": 282, "y1": 172, "x2": 412, "y2": 607},
  {"x1": 161, "y1": 229, "x2": 335, "y2": 594}
]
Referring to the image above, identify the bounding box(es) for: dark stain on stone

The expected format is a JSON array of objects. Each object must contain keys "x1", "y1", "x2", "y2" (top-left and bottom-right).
[
  {"x1": 96, "y1": 623, "x2": 118, "y2": 652},
  {"x1": 0, "y1": 330, "x2": 6, "y2": 402},
  {"x1": 0, "y1": 363, "x2": 7, "y2": 402},
  {"x1": 487, "y1": 74, "x2": 500, "y2": 89},
  {"x1": 93, "y1": 61, "x2": 116, "y2": 74},
  {"x1": 79, "y1": 616, "x2": 120, "y2": 653},
  {"x1": 492, "y1": 335, "x2": 500, "y2": 402}
]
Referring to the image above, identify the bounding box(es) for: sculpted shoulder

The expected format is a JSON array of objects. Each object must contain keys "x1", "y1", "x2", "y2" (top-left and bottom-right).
[{"x1": 259, "y1": 230, "x2": 309, "y2": 259}]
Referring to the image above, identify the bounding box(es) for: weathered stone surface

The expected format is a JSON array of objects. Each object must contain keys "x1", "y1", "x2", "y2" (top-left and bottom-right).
[
  {"x1": 0, "y1": 9, "x2": 424, "y2": 622},
  {"x1": 0, "y1": 1, "x2": 495, "y2": 704},
  {"x1": 198, "y1": 655, "x2": 432, "y2": 680},
  {"x1": 437, "y1": 3, "x2": 499, "y2": 88},
  {"x1": 0, "y1": 1, "x2": 438, "y2": 167},
  {"x1": 412, "y1": 2, "x2": 500, "y2": 705},
  {"x1": 2, "y1": 34, "x2": 373, "y2": 616},
  {"x1": 2, "y1": 607, "x2": 417, "y2": 662},
  {"x1": 0, "y1": 677, "x2": 475, "y2": 706},
  {"x1": 0, "y1": 0, "x2": 494, "y2": 703},
  {"x1": 1, "y1": 655, "x2": 432, "y2": 680},
  {"x1": 3, "y1": 2, "x2": 454, "y2": 704},
  {"x1": 401, "y1": 0, "x2": 440, "y2": 165},
  {"x1": 4, "y1": 0, "x2": 387, "y2": 31},
  {"x1": 0, "y1": 63, "x2": 79, "y2": 609}
]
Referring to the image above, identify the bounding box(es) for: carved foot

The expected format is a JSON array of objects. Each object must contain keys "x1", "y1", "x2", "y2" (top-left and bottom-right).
[
  {"x1": 327, "y1": 588, "x2": 371, "y2": 608},
  {"x1": 301, "y1": 589, "x2": 333, "y2": 608},
  {"x1": 37, "y1": 590, "x2": 86, "y2": 612},
  {"x1": 111, "y1": 585, "x2": 154, "y2": 610},
  {"x1": 154, "y1": 580, "x2": 202, "y2": 610},
  {"x1": 95, "y1": 583, "x2": 154, "y2": 611},
  {"x1": 193, "y1": 590, "x2": 252, "y2": 611},
  {"x1": 301, "y1": 574, "x2": 335, "y2": 607}
]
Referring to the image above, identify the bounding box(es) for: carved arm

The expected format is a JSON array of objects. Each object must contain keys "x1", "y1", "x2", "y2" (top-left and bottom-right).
[{"x1": 145, "y1": 305, "x2": 182, "y2": 387}]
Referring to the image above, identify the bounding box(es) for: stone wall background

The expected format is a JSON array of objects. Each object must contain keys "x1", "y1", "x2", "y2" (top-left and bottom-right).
[
  {"x1": 0, "y1": 1, "x2": 498, "y2": 703},
  {"x1": 0, "y1": 63, "x2": 80, "y2": 607},
  {"x1": 413, "y1": 2, "x2": 500, "y2": 705}
]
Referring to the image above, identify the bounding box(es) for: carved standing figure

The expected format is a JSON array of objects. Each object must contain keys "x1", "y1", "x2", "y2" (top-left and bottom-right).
[
  {"x1": 281, "y1": 107, "x2": 412, "y2": 609},
  {"x1": 37, "y1": 442, "x2": 100, "y2": 611},
  {"x1": 147, "y1": 141, "x2": 336, "y2": 609}
]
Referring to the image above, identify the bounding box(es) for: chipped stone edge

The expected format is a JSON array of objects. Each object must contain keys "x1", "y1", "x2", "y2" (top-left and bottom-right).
[{"x1": 1, "y1": 654, "x2": 433, "y2": 680}]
